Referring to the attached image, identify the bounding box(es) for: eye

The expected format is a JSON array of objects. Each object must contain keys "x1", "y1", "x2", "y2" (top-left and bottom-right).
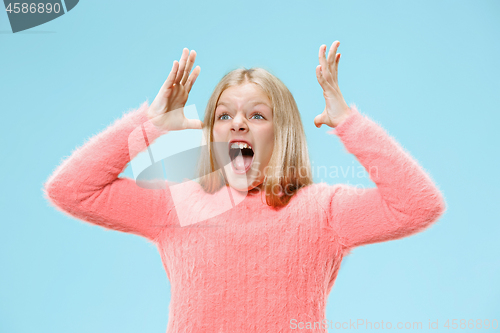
[
  {"x1": 218, "y1": 112, "x2": 231, "y2": 120},
  {"x1": 251, "y1": 112, "x2": 265, "y2": 120}
]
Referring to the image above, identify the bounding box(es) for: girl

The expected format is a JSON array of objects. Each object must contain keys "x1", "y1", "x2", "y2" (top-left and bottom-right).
[{"x1": 43, "y1": 42, "x2": 446, "y2": 332}]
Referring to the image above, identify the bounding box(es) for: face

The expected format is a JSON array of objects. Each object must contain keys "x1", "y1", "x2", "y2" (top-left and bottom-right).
[{"x1": 212, "y1": 83, "x2": 274, "y2": 192}]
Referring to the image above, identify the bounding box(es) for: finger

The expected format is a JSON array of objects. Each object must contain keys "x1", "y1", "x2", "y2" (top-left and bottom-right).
[
  {"x1": 175, "y1": 48, "x2": 189, "y2": 84},
  {"x1": 334, "y1": 53, "x2": 341, "y2": 84},
  {"x1": 185, "y1": 66, "x2": 200, "y2": 93},
  {"x1": 184, "y1": 118, "x2": 203, "y2": 130},
  {"x1": 181, "y1": 50, "x2": 196, "y2": 86},
  {"x1": 316, "y1": 65, "x2": 333, "y2": 92},
  {"x1": 329, "y1": 41, "x2": 340, "y2": 80},
  {"x1": 318, "y1": 45, "x2": 328, "y2": 77},
  {"x1": 160, "y1": 60, "x2": 179, "y2": 94},
  {"x1": 318, "y1": 44, "x2": 333, "y2": 84},
  {"x1": 327, "y1": 41, "x2": 338, "y2": 68}
]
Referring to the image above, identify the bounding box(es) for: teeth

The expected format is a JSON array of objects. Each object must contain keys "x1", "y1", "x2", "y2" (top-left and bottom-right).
[{"x1": 230, "y1": 142, "x2": 252, "y2": 150}]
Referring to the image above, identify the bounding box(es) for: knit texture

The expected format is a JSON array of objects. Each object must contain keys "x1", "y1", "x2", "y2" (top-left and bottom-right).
[{"x1": 42, "y1": 101, "x2": 447, "y2": 332}]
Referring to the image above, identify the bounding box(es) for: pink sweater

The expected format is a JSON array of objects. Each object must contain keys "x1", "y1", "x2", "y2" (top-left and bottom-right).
[{"x1": 43, "y1": 101, "x2": 446, "y2": 332}]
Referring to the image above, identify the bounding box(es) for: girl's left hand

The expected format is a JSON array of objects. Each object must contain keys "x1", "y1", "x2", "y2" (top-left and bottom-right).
[{"x1": 314, "y1": 41, "x2": 352, "y2": 128}]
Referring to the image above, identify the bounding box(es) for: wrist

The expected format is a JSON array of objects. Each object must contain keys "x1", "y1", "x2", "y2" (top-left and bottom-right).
[{"x1": 332, "y1": 108, "x2": 352, "y2": 128}]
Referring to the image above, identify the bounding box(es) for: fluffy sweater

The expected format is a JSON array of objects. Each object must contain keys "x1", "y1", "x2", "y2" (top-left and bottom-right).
[{"x1": 43, "y1": 101, "x2": 446, "y2": 332}]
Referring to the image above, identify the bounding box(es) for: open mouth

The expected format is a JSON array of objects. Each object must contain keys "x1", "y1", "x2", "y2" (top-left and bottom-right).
[{"x1": 228, "y1": 142, "x2": 255, "y2": 174}]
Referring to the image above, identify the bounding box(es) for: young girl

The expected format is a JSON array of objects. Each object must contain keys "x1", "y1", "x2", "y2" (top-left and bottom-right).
[{"x1": 43, "y1": 42, "x2": 446, "y2": 332}]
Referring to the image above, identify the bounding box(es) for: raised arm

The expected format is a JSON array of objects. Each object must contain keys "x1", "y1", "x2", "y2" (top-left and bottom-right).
[
  {"x1": 314, "y1": 41, "x2": 446, "y2": 250},
  {"x1": 42, "y1": 102, "x2": 173, "y2": 243},
  {"x1": 43, "y1": 47, "x2": 202, "y2": 243},
  {"x1": 327, "y1": 106, "x2": 446, "y2": 249}
]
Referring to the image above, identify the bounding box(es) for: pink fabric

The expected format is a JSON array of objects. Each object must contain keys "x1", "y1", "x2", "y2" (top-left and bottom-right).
[{"x1": 43, "y1": 101, "x2": 446, "y2": 332}]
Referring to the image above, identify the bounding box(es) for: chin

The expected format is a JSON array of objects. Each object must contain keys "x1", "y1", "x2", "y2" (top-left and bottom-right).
[{"x1": 223, "y1": 165, "x2": 263, "y2": 192}]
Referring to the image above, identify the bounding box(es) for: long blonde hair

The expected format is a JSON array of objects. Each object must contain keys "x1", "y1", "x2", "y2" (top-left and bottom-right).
[{"x1": 197, "y1": 67, "x2": 313, "y2": 207}]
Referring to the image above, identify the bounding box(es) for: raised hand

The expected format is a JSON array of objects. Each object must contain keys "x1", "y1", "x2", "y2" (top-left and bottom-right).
[
  {"x1": 147, "y1": 48, "x2": 202, "y2": 131},
  {"x1": 314, "y1": 41, "x2": 351, "y2": 128}
]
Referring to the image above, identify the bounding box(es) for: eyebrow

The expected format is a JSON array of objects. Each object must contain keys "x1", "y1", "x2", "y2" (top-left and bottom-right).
[{"x1": 216, "y1": 101, "x2": 272, "y2": 109}]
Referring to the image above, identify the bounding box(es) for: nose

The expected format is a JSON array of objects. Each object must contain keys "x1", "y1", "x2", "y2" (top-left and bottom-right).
[{"x1": 231, "y1": 113, "x2": 249, "y2": 132}]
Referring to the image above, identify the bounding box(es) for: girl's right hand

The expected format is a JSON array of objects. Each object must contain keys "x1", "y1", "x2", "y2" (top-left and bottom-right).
[{"x1": 146, "y1": 48, "x2": 202, "y2": 131}]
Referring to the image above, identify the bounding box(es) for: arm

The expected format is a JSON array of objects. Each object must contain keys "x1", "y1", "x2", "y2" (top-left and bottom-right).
[
  {"x1": 313, "y1": 41, "x2": 446, "y2": 250},
  {"x1": 43, "y1": 48, "x2": 202, "y2": 243},
  {"x1": 327, "y1": 105, "x2": 447, "y2": 250},
  {"x1": 42, "y1": 101, "x2": 173, "y2": 243}
]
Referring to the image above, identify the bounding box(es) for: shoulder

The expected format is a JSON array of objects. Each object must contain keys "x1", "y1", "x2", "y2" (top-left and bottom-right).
[{"x1": 164, "y1": 179, "x2": 206, "y2": 202}]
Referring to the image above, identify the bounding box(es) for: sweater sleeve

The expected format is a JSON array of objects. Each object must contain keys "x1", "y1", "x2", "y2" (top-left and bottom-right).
[
  {"x1": 42, "y1": 101, "x2": 174, "y2": 244},
  {"x1": 327, "y1": 105, "x2": 447, "y2": 250}
]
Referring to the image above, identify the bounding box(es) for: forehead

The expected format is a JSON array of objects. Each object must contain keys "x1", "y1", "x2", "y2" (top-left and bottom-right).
[{"x1": 216, "y1": 84, "x2": 272, "y2": 109}]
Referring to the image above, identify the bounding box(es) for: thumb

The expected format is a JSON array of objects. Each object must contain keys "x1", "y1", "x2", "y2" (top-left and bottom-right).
[
  {"x1": 185, "y1": 118, "x2": 203, "y2": 130},
  {"x1": 314, "y1": 112, "x2": 328, "y2": 128}
]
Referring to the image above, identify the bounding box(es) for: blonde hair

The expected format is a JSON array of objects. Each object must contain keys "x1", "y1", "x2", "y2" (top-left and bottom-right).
[{"x1": 197, "y1": 67, "x2": 313, "y2": 207}]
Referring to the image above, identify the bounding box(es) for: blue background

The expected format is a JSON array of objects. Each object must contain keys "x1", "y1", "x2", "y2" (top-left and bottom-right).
[{"x1": 1, "y1": 0, "x2": 499, "y2": 332}]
